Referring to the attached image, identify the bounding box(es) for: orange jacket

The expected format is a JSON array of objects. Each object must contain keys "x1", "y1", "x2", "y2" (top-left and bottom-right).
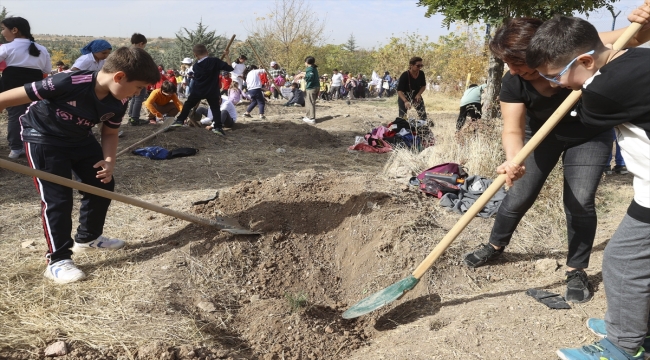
[{"x1": 144, "y1": 89, "x2": 183, "y2": 118}]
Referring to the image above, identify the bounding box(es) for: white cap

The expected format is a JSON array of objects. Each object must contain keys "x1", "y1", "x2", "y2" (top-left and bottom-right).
[
  {"x1": 181, "y1": 57, "x2": 193, "y2": 64},
  {"x1": 270, "y1": 61, "x2": 277, "y2": 66}
]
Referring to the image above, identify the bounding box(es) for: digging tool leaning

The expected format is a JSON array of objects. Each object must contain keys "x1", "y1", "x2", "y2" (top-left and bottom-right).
[
  {"x1": 0, "y1": 158, "x2": 260, "y2": 235},
  {"x1": 116, "y1": 117, "x2": 175, "y2": 157},
  {"x1": 342, "y1": 22, "x2": 643, "y2": 320},
  {"x1": 246, "y1": 40, "x2": 282, "y2": 95}
]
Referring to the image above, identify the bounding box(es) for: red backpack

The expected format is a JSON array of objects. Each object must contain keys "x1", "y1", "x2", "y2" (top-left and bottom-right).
[{"x1": 412, "y1": 163, "x2": 468, "y2": 199}]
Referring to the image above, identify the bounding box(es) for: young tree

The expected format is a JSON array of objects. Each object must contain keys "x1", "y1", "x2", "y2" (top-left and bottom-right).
[
  {"x1": 343, "y1": 33, "x2": 357, "y2": 52},
  {"x1": 174, "y1": 20, "x2": 227, "y2": 59},
  {"x1": 417, "y1": 0, "x2": 618, "y2": 119},
  {"x1": 247, "y1": 0, "x2": 326, "y2": 72}
]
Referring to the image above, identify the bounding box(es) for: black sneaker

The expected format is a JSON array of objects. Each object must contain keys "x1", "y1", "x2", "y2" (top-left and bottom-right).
[
  {"x1": 564, "y1": 269, "x2": 592, "y2": 303},
  {"x1": 613, "y1": 165, "x2": 629, "y2": 174},
  {"x1": 463, "y1": 243, "x2": 504, "y2": 268},
  {"x1": 603, "y1": 167, "x2": 613, "y2": 175},
  {"x1": 129, "y1": 117, "x2": 146, "y2": 126},
  {"x1": 170, "y1": 120, "x2": 184, "y2": 127},
  {"x1": 212, "y1": 128, "x2": 226, "y2": 136},
  {"x1": 243, "y1": 113, "x2": 252, "y2": 118}
]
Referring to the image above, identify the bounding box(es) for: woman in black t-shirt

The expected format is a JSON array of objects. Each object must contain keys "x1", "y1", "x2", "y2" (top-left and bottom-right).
[
  {"x1": 397, "y1": 56, "x2": 427, "y2": 120},
  {"x1": 462, "y1": 16, "x2": 650, "y2": 304}
]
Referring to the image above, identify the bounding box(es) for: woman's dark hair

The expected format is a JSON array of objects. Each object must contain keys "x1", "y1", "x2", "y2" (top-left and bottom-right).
[
  {"x1": 489, "y1": 17, "x2": 543, "y2": 65},
  {"x1": 161, "y1": 80, "x2": 176, "y2": 94},
  {"x1": 2, "y1": 17, "x2": 40, "y2": 57},
  {"x1": 130, "y1": 33, "x2": 147, "y2": 45},
  {"x1": 238, "y1": 55, "x2": 247, "y2": 63},
  {"x1": 304, "y1": 56, "x2": 317, "y2": 68},
  {"x1": 409, "y1": 56, "x2": 423, "y2": 65}
]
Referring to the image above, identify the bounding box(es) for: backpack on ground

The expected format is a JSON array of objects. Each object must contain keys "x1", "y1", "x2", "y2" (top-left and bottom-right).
[{"x1": 411, "y1": 162, "x2": 468, "y2": 199}]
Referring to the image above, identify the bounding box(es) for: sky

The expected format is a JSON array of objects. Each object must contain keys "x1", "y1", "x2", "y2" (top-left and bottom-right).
[{"x1": 0, "y1": 0, "x2": 645, "y2": 49}]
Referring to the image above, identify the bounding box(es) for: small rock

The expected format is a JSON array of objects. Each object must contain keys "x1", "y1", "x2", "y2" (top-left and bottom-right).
[
  {"x1": 344, "y1": 114, "x2": 350, "y2": 117},
  {"x1": 276, "y1": 148, "x2": 286, "y2": 154},
  {"x1": 215, "y1": 349, "x2": 229, "y2": 358},
  {"x1": 343, "y1": 331, "x2": 350, "y2": 336},
  {"x1": 250, "y1": 295, "x2": 260, "y2": 302},
  {"x1": 535, "y1": 258, "x2": 559, "y2": 273},
  {"x1": 21, "y1": 240, "x2": 36, "y2": 249},
  {"x1": 44, "y1": 341, "x2": 68, "y2": 357},
  {"x1": 324, "y1": 326, "x2": 334, "y2": 334},
  {"x1": 197, "y1": 301, "x2": 217, "y2": 312}
]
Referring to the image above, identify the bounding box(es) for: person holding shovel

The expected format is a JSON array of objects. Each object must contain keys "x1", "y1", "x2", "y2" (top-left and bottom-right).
[
  {"x1": 463, "y1": 8, "x2": 650, "y2": 304},
  {"x1": 0, "y1": 47, "x2": 160, "y2": 284}
]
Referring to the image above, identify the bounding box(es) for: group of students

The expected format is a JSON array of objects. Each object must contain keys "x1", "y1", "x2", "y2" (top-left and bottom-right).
[{"x1": 3, "y1": 8, "x2": 650, "y2": 359}]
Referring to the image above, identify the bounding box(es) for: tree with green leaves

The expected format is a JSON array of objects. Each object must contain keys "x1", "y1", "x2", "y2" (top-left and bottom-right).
[
  {"x1": 417, "y1": 0, "x2": 618, "y2": 119},
  {"x1": 343, "y1": 34, "x2": 357, "y2": 52}
]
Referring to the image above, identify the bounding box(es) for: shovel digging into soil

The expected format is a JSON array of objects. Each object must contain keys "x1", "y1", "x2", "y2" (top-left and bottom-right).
[
  {"x1": 342, "y1": 22, "x2": 642, "y2": 319},
  {"x1": 0, "y1": 158, "x2": 260, "y2": 235}
]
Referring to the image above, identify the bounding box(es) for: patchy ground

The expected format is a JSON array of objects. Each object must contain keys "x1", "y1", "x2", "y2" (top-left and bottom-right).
[{"x1": 0, "y1": 96, "x2": 633, "y2": 359}]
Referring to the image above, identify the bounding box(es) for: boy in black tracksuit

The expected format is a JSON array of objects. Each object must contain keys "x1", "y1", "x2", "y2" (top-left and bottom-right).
[
  {"x1": 0, "y1": 47, "x2": 160, "y2": 284},
  {"x1": 171, "y1": 44, "x2": 233, "y2": 135},
  {"x1": 527, "y1": 15, "x2": 650, "y2": 360}
]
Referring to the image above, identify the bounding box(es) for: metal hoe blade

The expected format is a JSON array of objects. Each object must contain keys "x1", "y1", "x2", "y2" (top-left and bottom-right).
[{"x1": 342, "y1": 276, "x2": 419, "y2": 319}]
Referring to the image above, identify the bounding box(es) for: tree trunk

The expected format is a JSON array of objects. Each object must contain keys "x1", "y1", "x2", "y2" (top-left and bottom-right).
[{"x1": 483, "y1": 52, "x2": 504, "y2": 120}]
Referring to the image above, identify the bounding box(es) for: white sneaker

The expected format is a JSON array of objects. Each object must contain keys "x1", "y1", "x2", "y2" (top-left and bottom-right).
[
  {"x1": 8, "y1": 149, "x2": 24, "y2": 159},
  {"x1": 72, "y1": 235, "x2": 125, "y2": 253},
  {"x1": 44, "y1": 259, "x2": 86, "y2": 284},
  {"x1": 302, "y1": 117, "x2": 316, "y2": 125}
]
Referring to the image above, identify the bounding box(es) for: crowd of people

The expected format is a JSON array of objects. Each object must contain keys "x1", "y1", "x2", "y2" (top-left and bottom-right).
[{"x1": 2, "y1": 7, "x2": 650, "y2": 360}]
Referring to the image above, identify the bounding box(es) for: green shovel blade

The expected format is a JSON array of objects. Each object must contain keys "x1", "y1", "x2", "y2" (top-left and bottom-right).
[{"x1": 342, "y1": 275, "x2": 420, "y2": 319}]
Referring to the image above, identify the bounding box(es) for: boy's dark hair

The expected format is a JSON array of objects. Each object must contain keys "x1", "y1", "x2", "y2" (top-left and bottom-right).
[
  {"x1": 62, "y1": 65, "x2": 69, "y2": 70},
  {"x1": 193, "y1": 44, "x2": 208, "y2": 55},
  {"x1": 333, "y1": 68, "x2": 339, "y2": 72},
  {"x1": 56, "y1": 60, "x2": 65, "y2": 66},
  {"x1": 161, "y1": 80, "x2": 176, "y2": 94},
  {"x1": 490, "y1": 18, "x2": 543, "y2": 65},
  {"x1": 526, "y1": 15, "x2": 603, "y2": 69},
  {"x1": 468, "y1": 84, "x2": 478, "y2": 88},
  {"x1": 2, "y1": 17, "x2": 40, "y2": 57},
  {"x1": 130, "y1": 33, "x2": 147, "y2": 45},
  {"x1": 102, "y1": 47, "x2": 160, "y2": 84},
  {"x1": 239, "y1": 55, "x2": 248, "y2": 61},
  {"x1": 291, "y1": 82, "x2": 299, "y2": 88},
  {"x1": 409, "y1": 56, "x2": 423, "y2": 65}
]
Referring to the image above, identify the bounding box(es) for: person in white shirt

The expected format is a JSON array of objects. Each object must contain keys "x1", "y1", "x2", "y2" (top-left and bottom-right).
[
  {"x1": 231, "y1": 55, "x2": 247, "y2": 89},
  {"x1": 330, "y1": 68, "x2": 343, "y2": 100},
  {"x1": 242, "y1": 65, "x2": 267, "y2": 120},
  {"x1": 0, "y1": 17, "x2": 50, "y2": 159},
  {"x1": 71, "y1": 39, "x2": 112, "y2": 71},
  {"x1": 198, "y1": 95, "x2": 238, "y2": 129}
]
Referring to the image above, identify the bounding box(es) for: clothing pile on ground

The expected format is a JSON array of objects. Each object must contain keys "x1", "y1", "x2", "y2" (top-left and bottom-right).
[{"x1": 348, "y1": 117, "x2": 434, "y2": 153}]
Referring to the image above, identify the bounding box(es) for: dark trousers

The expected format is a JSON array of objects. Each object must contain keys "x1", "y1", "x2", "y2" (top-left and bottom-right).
[
  {"x1": 177, "y1": 92, "x2": 221, "y2": 128},
  {"x1": 456, "y1": 102, "x2": 482, "y2": 131},
  {"x1": 7, "y1": 104, "x2": 28, "y2": 151},
  {"x1": 398, "y1": 96, "x2": 427, "y2": 120},
  {"x1": 330, "y1": 86, "x2": 340, "y2": 100},
  {"x1": 246, "y1": 88, "x2": 266, "y2": 115},
  {"x1": 25, "y1": 140, "x2": 115, "y2": 264},
  {"x1": 488, "y1": 130, "x2": 611, "y2": 269}
]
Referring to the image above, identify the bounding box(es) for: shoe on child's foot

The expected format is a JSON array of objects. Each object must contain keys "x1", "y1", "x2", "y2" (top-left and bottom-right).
[
  {"x1": 44, "y1": 259, "x2": 86, "y2": 284},
  {"x1": 302, "y1": 117, "x2": 316, "y2": 125},
  {"x1": 170, "y1": 120, "x2": 184, "y2": 127},
  {"x1": 463, "y1": 243, "x2": 504, "y2": 268},
  {"x1": 613, "y1": 165, "x2": 629, "y2": 174},
  {"x1": 212, "y1": 128, "x2": 226, "y2": 136},
  {"x1": 72, "y1": 235, "x2": 125, "y2": 253},
  {"x1": 586, "y1": 318, "x2": 650, "y2": 351},
  {"x1": 603, "y1": 167, "x2": 613, "y2": 175},
  {"x1": 564, "y1": 269, "x2": 592, "y2": 303},
  {"x1": 557, "y1": 339, "x2": 643, "y2": 360},
  {"x1": 260, "y1": 114, "x2": 266, "y2": 120},
  {"x1": 8, "y1": 149, "x2": 25, "y2": 159},
  {"x1": 243, "y1": 113, "x2": 252, "y2": 118}
]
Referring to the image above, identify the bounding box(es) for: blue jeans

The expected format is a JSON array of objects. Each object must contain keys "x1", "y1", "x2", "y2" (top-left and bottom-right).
[
  {"x1": 246, "y1": 88, "x2": 266, "y2": 115},
  {"x1": 128, "y1": 88, "x2": 147, "y2": 119},
  {"x1": 608, "y1": 128, "x2": 626, "y2": 167},
  {"x1": 488, "y1": 129, "x2": 611, "y2": 269}
]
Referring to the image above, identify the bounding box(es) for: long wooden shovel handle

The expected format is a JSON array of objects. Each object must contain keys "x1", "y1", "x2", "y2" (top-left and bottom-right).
[
  {"x1": 221, "y1": 35, "x2": 236, "y2": 61},
  {"x1": 246, "y1": 40, "x2": 282, "y2": 93},
  {"x1": 0, "y1": 158, "x2": 219, "y2": 228},
  {"x1": 411, "y1": 21, "x2": 643, "y2": 280}
]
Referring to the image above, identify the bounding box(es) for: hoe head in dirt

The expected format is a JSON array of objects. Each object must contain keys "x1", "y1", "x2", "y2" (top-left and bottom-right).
[
  {"x1": 342, "y1": 21, "x2": 643, "y2": 320},
  {"x1": 0, "y1": 158, "x2": 260, "y2": 235}
]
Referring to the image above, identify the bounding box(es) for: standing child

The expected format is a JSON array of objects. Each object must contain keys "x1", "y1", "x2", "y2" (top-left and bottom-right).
[
  {"x1": 526, "y1": 14, "x2": 650, "y2": 360},
  {"x1": 126, "y1": 33, "x2": 149, "y2": 126},
  {"x1": 0, "y1": 47, "x2": 160, "y2": 284},
  {"x1": 242, "y1": 65, "x2": 268, "y2": 120},
  {"x1": 71, "y1": 39, "x2": 112, "y2": 71},
  {"x1": 295, "y1": 56, "x2": 319, "y2": 124},
  {"x1": 171, "y1": 44, "x2": 233, "y2": 136},
  {"x1": 0, "y1": 17, "x2": 51, "y2": 159}
]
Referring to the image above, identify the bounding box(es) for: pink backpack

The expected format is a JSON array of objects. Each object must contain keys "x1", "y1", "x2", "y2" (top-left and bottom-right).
[{"x1": 412, "y1": 163, "x2": 468, "y2": 199}]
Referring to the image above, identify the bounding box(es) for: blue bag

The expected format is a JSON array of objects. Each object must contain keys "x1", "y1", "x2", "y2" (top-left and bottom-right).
[{"x1": 132, "y1": 146, "x2": 170, "y2": 160}]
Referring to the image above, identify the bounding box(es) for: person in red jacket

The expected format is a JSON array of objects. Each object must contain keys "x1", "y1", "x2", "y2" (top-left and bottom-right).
[{"x1": 220, "y1": 72, "x2": 232, "y2": 95}]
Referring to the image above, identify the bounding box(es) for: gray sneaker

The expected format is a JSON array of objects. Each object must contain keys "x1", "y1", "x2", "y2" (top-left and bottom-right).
[
  {"x1": 463, "y1": 243, "x2": 504, "y2": 268},
  {"x1": 8, "y1": 149, "x2": 25, "y2": 159}
]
